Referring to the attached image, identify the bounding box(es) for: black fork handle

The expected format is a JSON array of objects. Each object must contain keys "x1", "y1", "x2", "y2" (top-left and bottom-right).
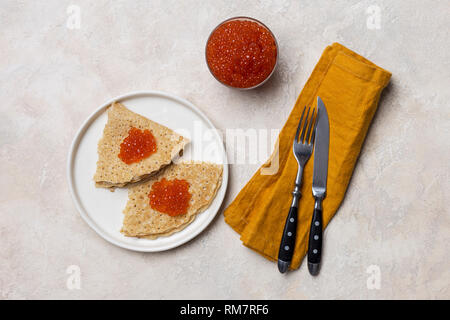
[{"x1": 278, "y1": 204, "x2": 299, "y2": 273}]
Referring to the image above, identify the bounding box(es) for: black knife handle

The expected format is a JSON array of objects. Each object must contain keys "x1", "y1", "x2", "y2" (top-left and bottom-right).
[
  {"x1": 277, "y1": 206, "x2": 298, "y2": 273},
  {"x1": 307, "y1": 202, "x2": 323, "y2": 276}
]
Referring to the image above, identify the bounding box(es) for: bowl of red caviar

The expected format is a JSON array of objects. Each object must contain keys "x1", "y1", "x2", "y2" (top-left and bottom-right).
[{"x1": 205, "y1": 17, "x2": 278, "y2": 90}]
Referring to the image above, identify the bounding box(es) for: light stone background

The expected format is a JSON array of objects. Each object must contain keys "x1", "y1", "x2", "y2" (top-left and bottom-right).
[{"x1": 1, "y1": 0, "x2": 449, "y2": 299}]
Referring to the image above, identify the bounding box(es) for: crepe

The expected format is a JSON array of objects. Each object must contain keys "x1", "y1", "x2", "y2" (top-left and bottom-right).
[
  {"x1": 121, "y1": 162, "x2": 223, "y2": 238},
  {"x1": 93, "y1": 102, "x2": 189, "y2": 189}
]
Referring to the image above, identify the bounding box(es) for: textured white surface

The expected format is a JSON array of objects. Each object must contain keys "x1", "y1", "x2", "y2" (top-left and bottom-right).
[{"x1": 0, "y1": 0, "x2": 449, "y2": 299}]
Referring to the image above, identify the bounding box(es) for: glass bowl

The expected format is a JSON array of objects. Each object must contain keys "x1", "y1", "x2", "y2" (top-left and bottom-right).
[{"x1": 205, "y1": 16, "x2": 278, "y2": 90}]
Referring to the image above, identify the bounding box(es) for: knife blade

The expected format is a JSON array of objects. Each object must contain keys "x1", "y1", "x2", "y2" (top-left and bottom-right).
[
  {"x1": 307, "y1": 96, "x2": 330, "y2": 276},
  {"x1": 312, "y1": 97, "x2": 329, "y2": 197}
]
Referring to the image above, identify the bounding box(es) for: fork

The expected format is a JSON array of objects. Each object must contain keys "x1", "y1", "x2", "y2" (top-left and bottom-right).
[{"x1": 278, "y1": 106, "x2": 316, "y2": 273}]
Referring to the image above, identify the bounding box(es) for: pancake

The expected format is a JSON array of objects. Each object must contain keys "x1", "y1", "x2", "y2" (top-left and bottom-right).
[
  {"x1": 93, "y1": 102, "x2": 189, "y2": 189},
  {"x1": 121, "y1": 162, "x2": 223, "y2": 238}
]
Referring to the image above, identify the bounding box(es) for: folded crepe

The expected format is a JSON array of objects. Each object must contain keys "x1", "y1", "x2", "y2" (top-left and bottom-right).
[
  {"x1": 93, "y1": 102, "x2": 189, "y2": 189},
  {"x1": 121, "y1": 162, "x2": 223, "y2": 239}
]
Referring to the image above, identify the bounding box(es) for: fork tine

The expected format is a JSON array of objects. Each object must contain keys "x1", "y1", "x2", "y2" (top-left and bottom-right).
[
  {"x1": 294, "y1": 106, "x2": 306, "y2": 143},
  {"x1": 306, "y1": 108, "x2": 316, "y2": 144},
  {"x1": 299, "y1": 107, "x2": 311, "y2": 143}
]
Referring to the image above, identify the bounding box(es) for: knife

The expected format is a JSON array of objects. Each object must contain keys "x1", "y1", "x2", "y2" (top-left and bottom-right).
[{"x1": 307, "y1": 96, "x2": 329, "y2": 276}]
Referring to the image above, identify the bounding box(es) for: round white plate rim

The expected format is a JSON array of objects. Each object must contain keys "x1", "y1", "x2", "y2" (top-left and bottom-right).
[{"x1": 67, "y1": 90, "x2": 228, "y2": 252}]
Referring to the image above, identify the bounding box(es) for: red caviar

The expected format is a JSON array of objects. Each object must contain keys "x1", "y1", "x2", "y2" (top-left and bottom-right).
[
  {"x1": 206, "y1": 18, "x2": 277, "y2": 88},
  {"x1": 149, "y1": 178, "x2": 192, "y2": 216},
  {"x1": 118, "y1": 127, "x2": 157, "y2": 164}
]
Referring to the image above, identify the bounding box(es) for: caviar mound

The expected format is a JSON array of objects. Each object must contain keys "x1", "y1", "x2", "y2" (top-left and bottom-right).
[
  {"x1": 118, "y1": 127, "x2": 157, "y2": 165},
  {"x1": 149, "y1": 178, "x2": 192, "y2": 216},
  {"x1": 206, "y1": 18, "x2": 277, "y2": 88}
]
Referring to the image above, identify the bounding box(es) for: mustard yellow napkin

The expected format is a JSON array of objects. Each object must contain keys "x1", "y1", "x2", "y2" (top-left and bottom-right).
[{"x1": 224, "y1": 43, "x2": 391, "y2": 270}]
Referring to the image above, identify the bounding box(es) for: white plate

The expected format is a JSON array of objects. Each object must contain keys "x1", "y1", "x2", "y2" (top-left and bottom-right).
[{"x1": 67, "y1": 91, "x2": 228, "y2": 252}]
